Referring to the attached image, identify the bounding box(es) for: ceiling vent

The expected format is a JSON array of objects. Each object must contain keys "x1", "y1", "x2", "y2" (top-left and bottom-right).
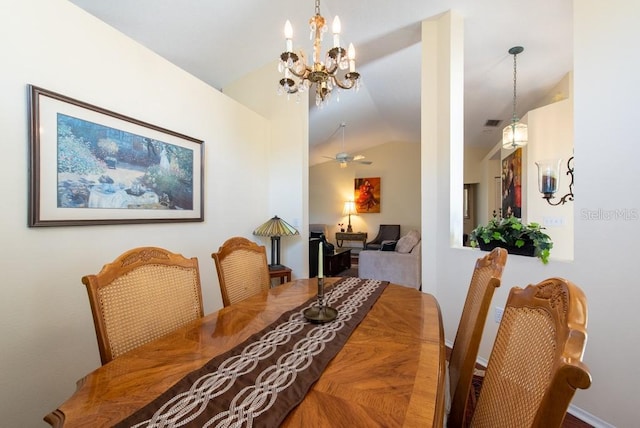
[{"x1": 484, "y1": 119, "x2": 502, "y2": 127}]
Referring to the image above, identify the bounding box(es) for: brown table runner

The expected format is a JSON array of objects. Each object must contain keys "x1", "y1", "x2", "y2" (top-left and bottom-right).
[{"x1": 116, "y1": 277, "x2": 389, "y2": 428}]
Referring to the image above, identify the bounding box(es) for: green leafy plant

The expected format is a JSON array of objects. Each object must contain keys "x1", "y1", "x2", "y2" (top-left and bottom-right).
[{"x1": 469, "y1": 215, "x2": 553, "y2": 264}]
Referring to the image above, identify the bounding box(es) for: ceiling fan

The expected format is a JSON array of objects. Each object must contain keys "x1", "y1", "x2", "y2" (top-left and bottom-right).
[{"x1": 323, "y1": 123, "x2": 372, "y2": 168}]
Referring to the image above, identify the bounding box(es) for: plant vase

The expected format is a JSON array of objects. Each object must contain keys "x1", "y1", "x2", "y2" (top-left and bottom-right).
[{"x1": 477, "y1": 239, "x2": 536, "y2": 258}]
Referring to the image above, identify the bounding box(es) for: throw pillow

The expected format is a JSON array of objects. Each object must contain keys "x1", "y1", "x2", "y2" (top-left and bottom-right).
[
  {"x1": 395, "y1": 230, "x2": 420, "y2": 253},
  {"x1": 381, "y1": 241, "x2": 397, "y2": 251}
]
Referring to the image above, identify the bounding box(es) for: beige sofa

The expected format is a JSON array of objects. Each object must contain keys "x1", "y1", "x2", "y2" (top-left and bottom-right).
[{"x1": 358, "y1": 232, "x2": 421, "y2": 289}]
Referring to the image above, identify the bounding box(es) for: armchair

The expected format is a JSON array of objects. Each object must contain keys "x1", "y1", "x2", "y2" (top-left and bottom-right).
[{"x1": 365, "y1": 224, "x2": 401, "y2": 250}]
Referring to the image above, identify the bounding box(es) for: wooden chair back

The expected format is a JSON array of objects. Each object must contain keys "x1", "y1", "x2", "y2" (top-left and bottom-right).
[
  {"x1": 447, "y1": 247, "x2": 507, "y2": 427},
  {"x1": 82, "y1": 247, "x2": 204, "y2": 365},
  {"x1": 470, "y1": 277, "x2": 591, "y2": 427},
  {"x1": 211, "y1": 237, "x2": 270, "y2": 307}
]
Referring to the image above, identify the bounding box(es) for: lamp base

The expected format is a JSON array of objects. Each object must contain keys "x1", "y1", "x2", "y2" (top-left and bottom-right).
[
  {"x1": 303, "y1": 305, "x2": 338, "y2": 324},
  {"x1": 346, "y1": 225, "x2": 353, "y2": 232}
]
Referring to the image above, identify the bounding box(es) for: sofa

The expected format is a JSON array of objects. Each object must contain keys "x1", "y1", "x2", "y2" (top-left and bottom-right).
[{"x1": 358, "y1": 230, "x2": 421, "y2": 289}]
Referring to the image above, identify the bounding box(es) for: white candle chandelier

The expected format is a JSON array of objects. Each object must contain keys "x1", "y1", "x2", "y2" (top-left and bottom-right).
[
  {"x1": 278, "y1": 0, "x2": 361, "y2": 106},
  {"x1": 503, "y1": 46, "x2": 528, "y2": 149}
]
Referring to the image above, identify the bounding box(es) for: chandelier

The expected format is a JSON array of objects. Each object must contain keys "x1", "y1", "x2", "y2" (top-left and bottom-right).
[
  {"x1": 278, "y1": 0, "x2": 361, "y2": 106},
  {"x1": 503, "y1": 46, "x2": 528, "y2": 149}
]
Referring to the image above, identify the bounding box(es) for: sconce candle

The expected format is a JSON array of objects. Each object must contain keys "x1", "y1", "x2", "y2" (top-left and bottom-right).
[
  {"x1": 536, "y1": 159, "x2": 562, "y2": 198},
  {"x1": 541, "y1": 175, "x2": 557, "y2": 194}
]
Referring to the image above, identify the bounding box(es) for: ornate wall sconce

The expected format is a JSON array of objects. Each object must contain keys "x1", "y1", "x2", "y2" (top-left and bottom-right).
[{"x1": 535, "y1": 157, "x2": 574, "y2": 206}]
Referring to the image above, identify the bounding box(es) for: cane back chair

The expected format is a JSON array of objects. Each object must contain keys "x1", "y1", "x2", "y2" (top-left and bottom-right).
[
  {"x1": 82, "y1": 246, "x2": 204, "y2": 365},
  {"x1": 470, "y1": 277, "x2": 591, "y2": 427},
  {"x1": 211, "y1": 237, "x2": 270, "y2": 307},
  {"x1": 447, "y1": 247, "x2": 507, "y2": 427}
]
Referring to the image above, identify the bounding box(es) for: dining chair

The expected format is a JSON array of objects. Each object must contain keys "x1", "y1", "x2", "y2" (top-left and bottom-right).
[
  {"x1": 447, "y1": 247, "x2": 507, "y2": 428},
  {"x1": 82, "y1": 246, "x2": 204, "y2": 365},
  {"x1": 469, "y1": 277, "x2": 591, "y2": 428},
  {"x1": 211, "y1": 236, "x2": 271, "y2": 307}
]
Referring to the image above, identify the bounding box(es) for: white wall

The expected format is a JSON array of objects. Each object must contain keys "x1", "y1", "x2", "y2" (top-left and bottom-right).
[
  {"x1": 309, "y1": 141, "x2": 421, "y2": 245},
  {"x1": 525, "y1": 99, "x2": 574, "y2": 260},
  {"x1": 431, "y1": 2, "x2": 640, "y2": 426},
  {"x1": 0, "y1": 0, "x2": 299, "y2": 426},
  {"x1": 224, "y1": 61, "x2": 309, "y2": 276}
]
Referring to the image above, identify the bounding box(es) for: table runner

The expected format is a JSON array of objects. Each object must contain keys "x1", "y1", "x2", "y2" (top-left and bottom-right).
[{"x1": 116, "y1": 277, "x2": 389, "y2": 428}]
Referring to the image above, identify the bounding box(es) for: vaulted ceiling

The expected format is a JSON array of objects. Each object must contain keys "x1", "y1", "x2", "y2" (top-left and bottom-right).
[{"x1": 68, "y1": 0, "x2": 572, "y2": 166}]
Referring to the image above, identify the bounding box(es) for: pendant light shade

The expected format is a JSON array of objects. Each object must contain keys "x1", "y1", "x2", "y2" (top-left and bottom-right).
[{"x1": 503, "y1": 121, "x2": 528, "y2": 149}]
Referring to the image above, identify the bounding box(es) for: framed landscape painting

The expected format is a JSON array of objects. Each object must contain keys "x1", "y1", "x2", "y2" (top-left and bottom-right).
[{"x1": 28, "y1": 85, "x2": 204, "y2": 226}]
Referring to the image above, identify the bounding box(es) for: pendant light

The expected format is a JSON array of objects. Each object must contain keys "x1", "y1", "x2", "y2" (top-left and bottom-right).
[{"x1": 503, "y1": 46, "x2": 528, "y2": 149}]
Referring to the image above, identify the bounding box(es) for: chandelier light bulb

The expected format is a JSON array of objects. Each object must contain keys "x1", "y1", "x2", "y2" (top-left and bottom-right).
[
  {"x1": 284, "y1": 20, "x2": 293, "y2": 52},
  {"x1": 332, "y1": 16, "x2": 341, "y2": 47},
  {"x1": 348, "y1": 43, "x2": 356, "y2": 72}
]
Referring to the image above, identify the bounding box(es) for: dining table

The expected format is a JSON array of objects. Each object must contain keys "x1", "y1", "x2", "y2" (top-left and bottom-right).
[{"x1": 45, "y1": 277, "x2": 445, "y2": 427}]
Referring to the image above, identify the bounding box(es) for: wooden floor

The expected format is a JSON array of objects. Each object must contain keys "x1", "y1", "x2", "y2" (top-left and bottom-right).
[{"x1": 445, "y1": 347, "x2": 592, "y2": 427}]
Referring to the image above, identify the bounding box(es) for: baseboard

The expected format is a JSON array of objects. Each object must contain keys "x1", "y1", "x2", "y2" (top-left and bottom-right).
[
  {"x1": 567, "y1": 405, "x2": 614, "y2": 428},
  {"x1": 444, "y1": 339, "x2": 612, "y2": 427}
]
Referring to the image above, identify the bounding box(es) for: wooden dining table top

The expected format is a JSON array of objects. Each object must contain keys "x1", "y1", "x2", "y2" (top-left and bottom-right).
[{"x1": 45, "y1": 278, "x2": 446, "y2": 427}]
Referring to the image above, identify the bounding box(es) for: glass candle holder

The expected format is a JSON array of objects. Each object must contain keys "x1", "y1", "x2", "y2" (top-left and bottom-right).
[{"x1": 535, "y1": 159, "x2": 562, "y2": 199}]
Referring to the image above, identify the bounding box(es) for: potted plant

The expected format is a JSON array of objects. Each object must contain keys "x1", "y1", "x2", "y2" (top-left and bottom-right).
[{"x1": 469, "y1": 215, "x2": 553, "y2": 264}]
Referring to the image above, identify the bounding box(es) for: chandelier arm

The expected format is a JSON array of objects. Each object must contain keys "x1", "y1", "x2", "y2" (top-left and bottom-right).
[
  {"x1": 324, "y1": 61, "x2": 339, "y2": 76},
  {"x1": 286, "y1": 65, "x2": 311, "y2": 80},
  {"x1": 332, "y1": 74, "x2": 358, "y2": 90}
]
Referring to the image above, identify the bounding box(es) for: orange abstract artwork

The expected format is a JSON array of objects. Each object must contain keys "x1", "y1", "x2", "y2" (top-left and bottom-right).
[{"x1": 354, "y1": 177, "x2": 380, "y2": 213}]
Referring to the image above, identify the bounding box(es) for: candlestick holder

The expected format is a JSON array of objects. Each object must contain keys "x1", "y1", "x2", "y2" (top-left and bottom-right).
[{"x1": 303, "y1": 277, "x2": 338, "y2": 323}]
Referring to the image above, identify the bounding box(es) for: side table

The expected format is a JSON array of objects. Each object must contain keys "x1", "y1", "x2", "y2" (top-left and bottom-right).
[
  {"x1": 324, "y1": 248, "x2": 352, "y2": 277},
  {"x1": 335, "y1": 232, "x2": 368, "y2": 249},
  {"x1": 269, "y1": 266, "x2": 292, "y2": 286}
]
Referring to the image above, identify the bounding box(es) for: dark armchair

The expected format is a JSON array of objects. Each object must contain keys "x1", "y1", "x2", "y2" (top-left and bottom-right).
[{"x1": 365, "y1": 224, "x2": 401, "y2": 250}]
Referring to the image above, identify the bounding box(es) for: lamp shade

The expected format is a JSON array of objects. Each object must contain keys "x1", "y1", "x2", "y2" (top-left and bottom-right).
[
  {"x1": 253, "y1": 216, "x2": 299, "y2": 237},
  {"x1": 253, "y1": 216, "x2": 299, "y2": 270},
  {"x1": 342, "y1": 201, "x2": 356, "y2": 232},
  {"x1": 502, "y1": 121, "x2": 528, "y2": 149},
  {"x1": 342, "y1": 201, "x2": 356, "y2": 216}
]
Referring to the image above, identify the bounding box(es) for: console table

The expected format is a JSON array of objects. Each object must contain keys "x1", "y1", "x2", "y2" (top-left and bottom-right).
[{"x1": 335, "y1": 231, "x2": 367, "y2": 249}]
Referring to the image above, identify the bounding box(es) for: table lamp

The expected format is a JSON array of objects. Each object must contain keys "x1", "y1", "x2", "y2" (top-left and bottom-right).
[
  {"x1": 342, "y1": 201, "x2": 356, "y2": 232},
  {"x1": 253, "y1": 215, "x2": 299, "y2": 270}
]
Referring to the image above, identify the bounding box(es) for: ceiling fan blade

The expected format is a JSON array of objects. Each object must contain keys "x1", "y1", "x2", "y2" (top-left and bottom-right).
[
  {"x1": 353, "y1": 155, "x2": 366, "y2": 161},
  {"x1": 356, "y1": 160, "x2": 373, "y2": 165}
]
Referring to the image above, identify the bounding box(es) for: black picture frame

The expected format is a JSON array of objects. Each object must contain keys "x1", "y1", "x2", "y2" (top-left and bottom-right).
[{"x1": 28, "y1": 85, "x2": 204, "y2": 226}]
